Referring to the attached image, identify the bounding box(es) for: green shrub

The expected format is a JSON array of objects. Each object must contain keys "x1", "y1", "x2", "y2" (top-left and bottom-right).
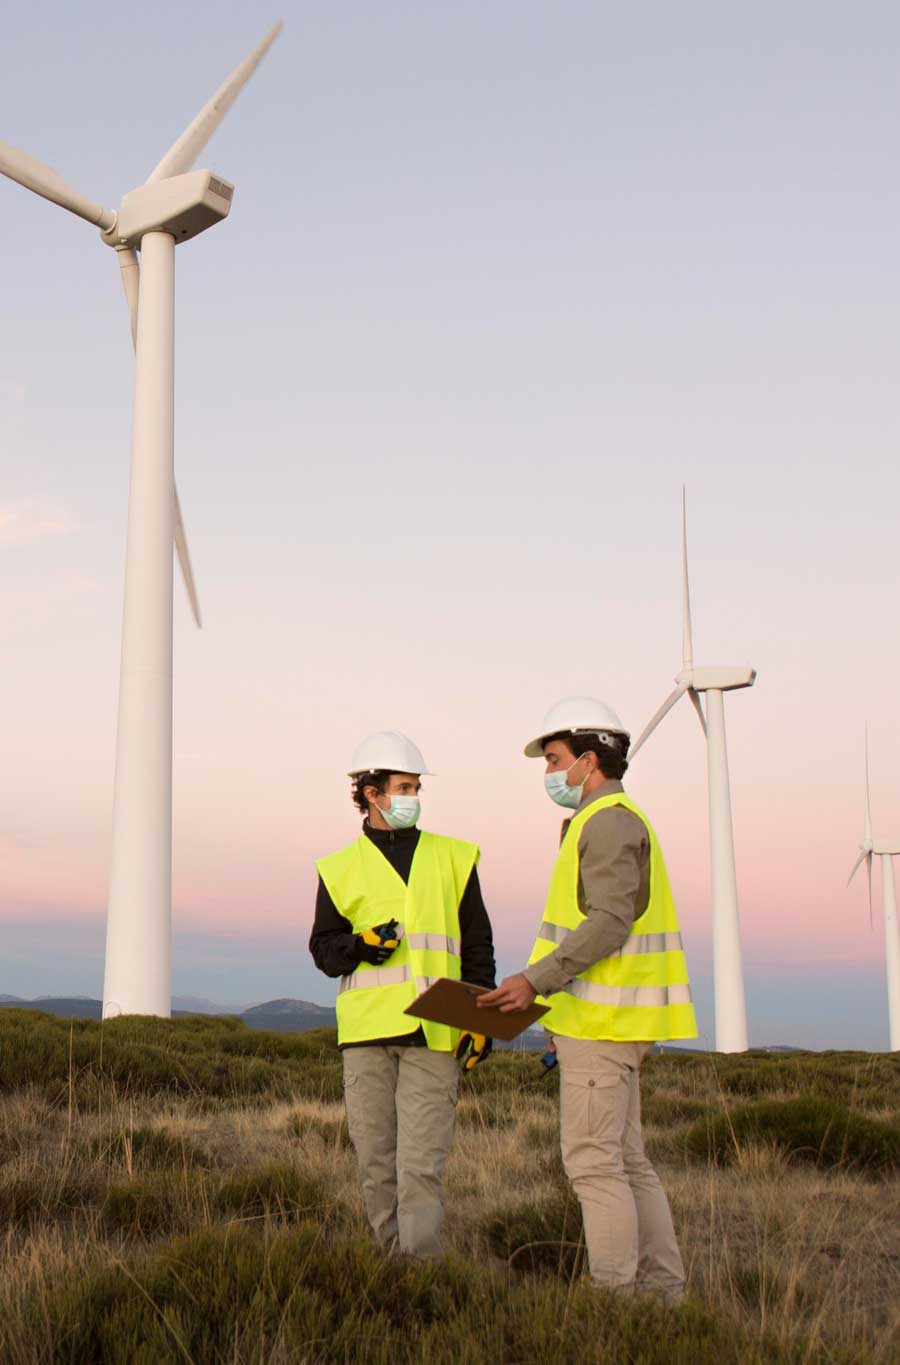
[
  {"x1": 0, "y1": 1171, "x2": 98, "y2": 1227},
  {"x1": 685, "y1": 1096, "x2": 900, "y2": 1175},
  {"x1": 100, "y1": 1179, "x2": 191, "y2": 1238},
  {"x1": 481, "y1": 1188, "x2": 585, "y2": 1277},
  {"x1": 0, "y1": 1009, "x2": 342, "y2": 1106},
  {"x1": 212, "y1": 1163, "x2": 343, "y2": 1226},
  {"x1": 462, "y1": 1048, "x2": 550, "y2": 1098},
  {"x1": 713, "y1": 1051, "x2": 900, "y2": 1106},
  {"x1": 642, "y1": 1093, "x2": 710, "y2": 1125},
  {"x1": 286, "y1": 1112, "x2": 351, "y2": 1148},
  {"x1": 90, "y1": 1126, "x2": 209, "y2": 1169},
  {"x1": 4, "y1": 1223, "x2": 797, "y2": 1365}
]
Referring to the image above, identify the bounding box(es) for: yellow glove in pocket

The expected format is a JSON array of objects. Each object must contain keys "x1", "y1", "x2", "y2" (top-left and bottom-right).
[{"x1": 455, "y1": 1032, "x2": 493, "y2": 1071}]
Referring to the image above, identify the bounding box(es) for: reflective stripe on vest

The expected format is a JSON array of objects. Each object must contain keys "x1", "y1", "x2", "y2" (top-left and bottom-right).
[
  {"x1": 337, "y1": 966, "x2": 442, "y2": 996},
  {"x1": 338, "y1": 965, "x2": 411, "y2": 993},
  {"x1": 406, "y1": 933, "x2": 462, "y2": 955},
  {"x1": 536, "y1": 924, "x2": 685, "y2": 957},
  {"x1": 566, "y1": 980, "x2": 694, "y2": 1008},
  {"x1": 527, "y1": 793, "x2": 698, "y2": 1043},
  {"x1": 316, "y1": 831, "x2": 478, "y2": 1050}
]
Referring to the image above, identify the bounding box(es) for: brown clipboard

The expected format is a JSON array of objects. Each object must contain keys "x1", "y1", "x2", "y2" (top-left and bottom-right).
[{"x1": 404, "y1": 978, "x2": 548, "y2": 1042}]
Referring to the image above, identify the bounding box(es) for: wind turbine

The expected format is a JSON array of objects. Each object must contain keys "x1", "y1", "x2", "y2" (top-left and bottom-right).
[
  {"x1": 0, "y1": 22, "x2": 282, "y2": 1019},
  {"x1": 630, "y1": 492, "x2": 756, "y2": 1052},
  {"x1": 847, "y1": 732, "x2": 900, "y2": 1051}
]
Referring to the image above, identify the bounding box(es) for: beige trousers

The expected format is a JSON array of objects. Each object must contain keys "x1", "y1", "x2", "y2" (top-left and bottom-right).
[
  {"x1": 554, "y1": 1036, "x2": 685, "y2": 1301},
  {"x1": 342, "y1": 1045, "x2": 459, "y2": 1259}
]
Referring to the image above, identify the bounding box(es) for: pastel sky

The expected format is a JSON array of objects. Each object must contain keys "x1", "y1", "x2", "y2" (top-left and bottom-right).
[{"x1": 4, "y1": 1, "x2": 900, "y2": 1049}]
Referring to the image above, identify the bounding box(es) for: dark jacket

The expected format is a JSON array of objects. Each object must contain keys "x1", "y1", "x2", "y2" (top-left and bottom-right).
[{"x1": 309, "y1": 821, "x2": 496, "y2": 1048}]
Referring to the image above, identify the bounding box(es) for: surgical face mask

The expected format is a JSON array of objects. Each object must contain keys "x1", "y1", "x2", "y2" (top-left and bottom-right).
[
  {"x1": 379, "y1": 794, "x2": 421, "y2": 829},
  {"x1": 544, "y1": 754, "x2": 592, "y2": 810}
]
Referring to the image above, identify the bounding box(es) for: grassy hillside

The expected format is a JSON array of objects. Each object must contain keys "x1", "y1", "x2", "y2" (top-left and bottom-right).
[{"x1": 0, "y1": 1008, "x2": 897, "y2": 1362}]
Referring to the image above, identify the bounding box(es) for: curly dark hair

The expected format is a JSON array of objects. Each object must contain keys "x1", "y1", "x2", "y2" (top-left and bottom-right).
[
  {"x1": 543, "y1": 730, "x2": 630, "y2": 780},
  {"x1": 351, "y1": 769, "x2": 391, "y2": 815}
]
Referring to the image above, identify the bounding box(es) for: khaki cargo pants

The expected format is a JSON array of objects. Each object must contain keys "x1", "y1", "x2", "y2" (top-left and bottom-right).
[
  {"x1": 342, "y1": 1044, "x2": 458, "y2": 1259},
  {"x1": 554, "y1": 1036, "x2": 685, "y2": 1301}
]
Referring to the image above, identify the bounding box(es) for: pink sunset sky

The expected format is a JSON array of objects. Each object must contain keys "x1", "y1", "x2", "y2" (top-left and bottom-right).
[{"x1": 3, "y1": 1, "x2": 900, "y2": 1048}]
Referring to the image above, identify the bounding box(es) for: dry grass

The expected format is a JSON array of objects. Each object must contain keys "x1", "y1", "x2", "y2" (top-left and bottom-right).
[{"x1": 0, "y1": 1013, "x2": 897, "y2": 1363}]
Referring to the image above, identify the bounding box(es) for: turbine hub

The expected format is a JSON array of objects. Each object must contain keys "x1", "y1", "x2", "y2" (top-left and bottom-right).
[
  {"x1": 101, "y1": 170, "x2": 233, "y2": 249},
  {"x1": 689, "y1": 664, "x2": 756, "y2": 693}
]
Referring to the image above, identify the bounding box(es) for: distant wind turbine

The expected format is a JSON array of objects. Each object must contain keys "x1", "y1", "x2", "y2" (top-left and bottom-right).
[
  {"x1": 0, "y1": 21, "x2": 282, "y2": 1019},
  {"x1": 630, "y1": 492, "x2": 756, "y2": 1053},
  {"x1": 847, "y1": 730, "x2": 900, "y2": 1051}
]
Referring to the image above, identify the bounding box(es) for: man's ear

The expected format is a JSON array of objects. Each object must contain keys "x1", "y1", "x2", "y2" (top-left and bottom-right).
[{"x1": 363, "y1": 784, "x2": 380, "y2": 806}]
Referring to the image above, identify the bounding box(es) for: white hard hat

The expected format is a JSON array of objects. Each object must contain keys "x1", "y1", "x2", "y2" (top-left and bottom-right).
[
  {"x1": 348, "y1": 730, "x2": 432, "y2": 777},
  {"x1": 524, "y1": 696, "x2": 630, "y2": 758}
]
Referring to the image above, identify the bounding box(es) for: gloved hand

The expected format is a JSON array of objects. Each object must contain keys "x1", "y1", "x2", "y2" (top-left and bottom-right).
[
  {"x1": 540, "y1": 1049, "x2": 558, "y2": 1075},
  {"x1": 455, "y1": 1032, "x2": 493, "y2": 1071},
  {"x1": 356, "y1": 919, "x2": 402, "y2": 966}
]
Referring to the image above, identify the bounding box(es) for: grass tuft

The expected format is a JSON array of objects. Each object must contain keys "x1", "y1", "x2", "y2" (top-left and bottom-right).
[
  {"x1": 481, "y1": 1188, "x2": 585, "y2": 1277},
  {"x1": 685, "y1": 1096, "x2": 900, "y2": 1175},
  {"x1": 6, "y1": 1223, "x2": 798, "y2": 1364}
]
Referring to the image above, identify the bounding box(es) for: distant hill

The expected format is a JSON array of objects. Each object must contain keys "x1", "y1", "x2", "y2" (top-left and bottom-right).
[
  {"x1": 0, "y1": 994, "x2": 336, "y2": 1032},
  {"x1": 1, "y1": 996, "x2": 104, "y2": 1020},
  {"x1": 240, "y1": 999, "x2": 337, "y2": 1031},
  {"x1": 172, "y1": 995, "x2": 252, "y2": 1016}
]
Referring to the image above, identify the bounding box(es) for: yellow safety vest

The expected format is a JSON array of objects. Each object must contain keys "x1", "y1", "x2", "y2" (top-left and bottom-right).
[
  {"x1": 527, "y1": 794, "x2": 697, "y2": 1042},
  {"x1": 316, "y1": 830, "x2": 478, "y2": 1050}
]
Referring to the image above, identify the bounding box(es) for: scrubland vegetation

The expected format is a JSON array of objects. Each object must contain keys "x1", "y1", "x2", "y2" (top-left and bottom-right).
[{"x1": 0, "y1": 1008, "x2": 897, "y2": 1362}]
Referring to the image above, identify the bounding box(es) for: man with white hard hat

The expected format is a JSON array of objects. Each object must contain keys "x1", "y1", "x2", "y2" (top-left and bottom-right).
[
  {"x1": 478, "y1": 697, "x2": 696, "y2": 1302},
  {"x1": 310, "y1": 730, "x2": 495, "y2": 1259}
]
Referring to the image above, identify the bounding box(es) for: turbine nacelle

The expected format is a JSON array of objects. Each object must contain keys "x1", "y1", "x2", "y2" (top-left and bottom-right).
[
  {"x1": 679, "y1": 664, "x2": 757, "y2": 694},
  {"x1": 102, "y1": 171, "x2": 234, "y2": 250},
  {"x1": 873, "y1": 842, "x2": 900, "y2": 856}
]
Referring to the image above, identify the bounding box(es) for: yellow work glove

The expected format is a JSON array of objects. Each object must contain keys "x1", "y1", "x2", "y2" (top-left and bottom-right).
[
  {"x1": 357, "y1": 919, "x2": 402, "y2": 965},
  {"x1": 455, "y1": 1032, "x2": 493, "y2": 1071}
]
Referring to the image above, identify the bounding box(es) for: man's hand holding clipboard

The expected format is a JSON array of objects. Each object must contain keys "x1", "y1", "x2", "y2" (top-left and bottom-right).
[
  {"x1": 476, "y1": 973, "x2": 539, "y2": 1014},
  {"x1": 404, "y1": 978, "x2": 547, "y2": 1042}
]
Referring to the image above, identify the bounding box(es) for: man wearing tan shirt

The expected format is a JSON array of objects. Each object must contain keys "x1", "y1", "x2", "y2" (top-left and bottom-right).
[{"x1": 479, "y1": 697, "x2": 696, "y2": 1302}]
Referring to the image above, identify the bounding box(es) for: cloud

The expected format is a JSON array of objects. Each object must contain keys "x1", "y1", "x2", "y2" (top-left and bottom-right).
[{"x1": 0, "y1": 502, "x2": 72, "y2": 546}]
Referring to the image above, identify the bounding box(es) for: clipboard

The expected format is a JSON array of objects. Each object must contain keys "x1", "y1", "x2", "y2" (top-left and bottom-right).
[{"x1": 404, "y1": 978, "x2": 548, "y2": 1042}]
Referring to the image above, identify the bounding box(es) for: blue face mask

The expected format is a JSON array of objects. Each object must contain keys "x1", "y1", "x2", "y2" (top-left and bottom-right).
[
  {"x1": 544, "y1": 754, "x2": 591, "y2": 809},
  {"x1": 379, "y1": 795, "x2": 421, "y2": 829}
]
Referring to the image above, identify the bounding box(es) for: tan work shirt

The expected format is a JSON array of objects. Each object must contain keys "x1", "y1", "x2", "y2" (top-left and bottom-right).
[{"x1": 522, "y1": 779, "x2": 650, "y2": 998}]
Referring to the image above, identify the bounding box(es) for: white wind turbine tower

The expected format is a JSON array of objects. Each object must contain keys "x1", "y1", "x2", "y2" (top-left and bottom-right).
[
  {"x1": 630, "y1": 493, "x2": 756, "y2": 1052},
  {"x1": 847, "y1": 732, "x2": 900, "y2": 1051},
  {"x1": 0, "y1": 22, "x2": 282, "y2": 1019}
]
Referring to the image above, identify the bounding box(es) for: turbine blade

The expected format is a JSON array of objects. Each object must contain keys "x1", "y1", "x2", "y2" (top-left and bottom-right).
[
  {"x1": 628, "y1": 684, "x2": 688, "y2": 761},
  {"x1": 867, "y1": 852, "x2": 873, "y2": 930},
  {"x1": 0, "y1": 141, "x2": 116, "y2": 230},
  {"x1": 847, "y1": 849, "x2": 867, "y2": 886},
  {"x1": 116, "y1": 248, "x2": 202, "y2": 629},
  {"x1": 174, "y1": 489, "x2": 202, "y2": 628},
  {"x1": 147, "y1": 21, "x2": 283, "y2": 182},
  {"x1": 688, "y1": 686, "x2": 707, "y2": 735},
  {"x1": 864, "y1": 723, "x2": 872, "y2": 845},
  {"x1": 681, "y1": 485, "x2": 694, "y2": 671},
  {"x1": 116, "y1": 246, "x2": 140, "y2": 345}
]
